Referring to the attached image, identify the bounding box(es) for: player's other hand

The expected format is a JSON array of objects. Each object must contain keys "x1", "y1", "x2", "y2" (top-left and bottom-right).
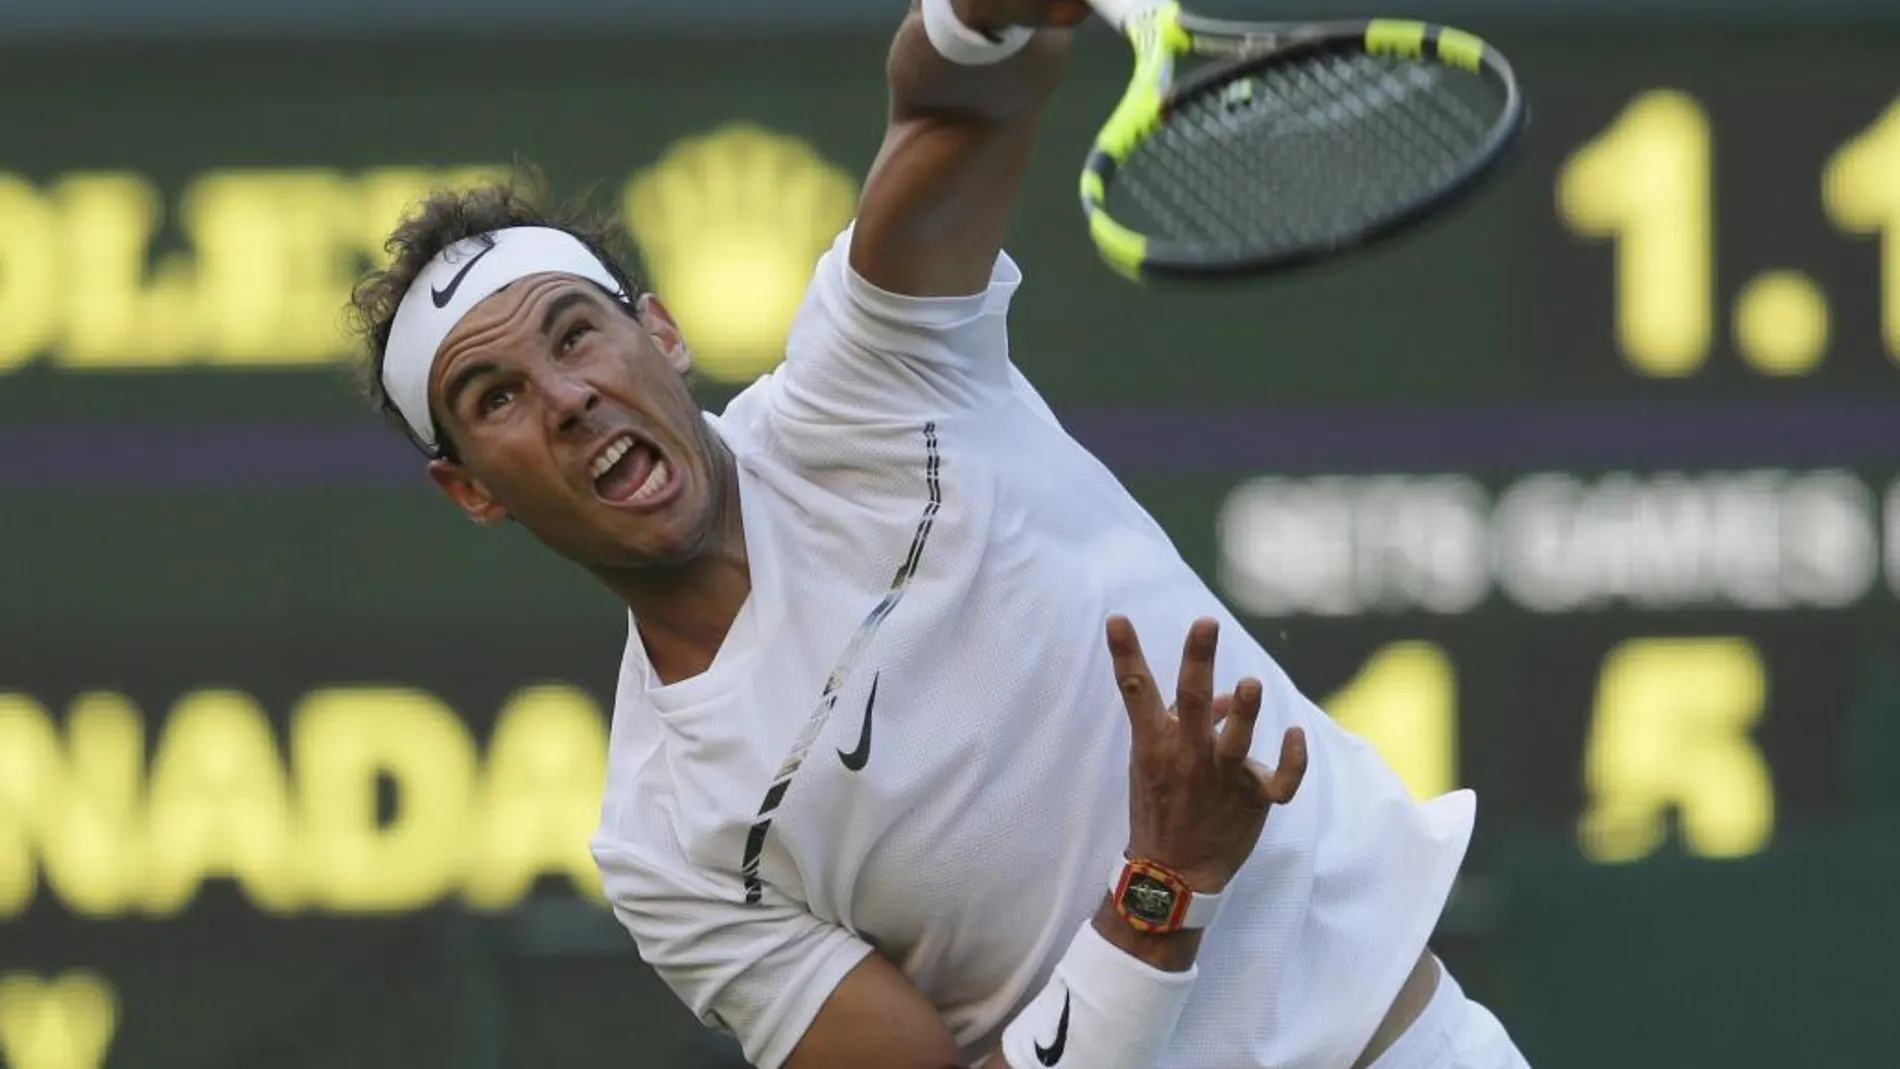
[
  {"x1": 1106, "y1": 615, "x2": 1308, "y2": 894},
  {"x1": 952, "y1": 0, "x2": 1093, "y2": 31}
]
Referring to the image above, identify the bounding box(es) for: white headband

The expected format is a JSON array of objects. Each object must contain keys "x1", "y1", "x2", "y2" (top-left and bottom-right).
[{"x1": 382, "y1": 226, "x2": 628, "y2": 451}]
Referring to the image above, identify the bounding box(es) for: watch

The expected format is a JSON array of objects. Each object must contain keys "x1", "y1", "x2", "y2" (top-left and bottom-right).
[{"x1": 1108, "y1": 856, "x2": 1225, "y2": 934}]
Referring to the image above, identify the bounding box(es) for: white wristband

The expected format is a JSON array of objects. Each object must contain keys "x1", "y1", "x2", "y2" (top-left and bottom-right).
[
  {"x1": 1085, "y1": 0, "x2": 1168, "y2": 31},
  {"x1": 1000, "y1": 923, "x2": 1197, "y2": 1069},
  {"x1": 921, "y1": 0, "x2": 1035, "y2": 65}
]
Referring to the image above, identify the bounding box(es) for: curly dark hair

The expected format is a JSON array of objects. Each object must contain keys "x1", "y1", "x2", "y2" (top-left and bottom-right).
[{"x1": 346, "y1": 170, "x2": 646, "y2": 462}]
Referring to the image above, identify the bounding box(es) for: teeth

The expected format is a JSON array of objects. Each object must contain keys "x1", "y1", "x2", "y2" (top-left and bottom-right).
[
  {"x1": 590, "y1": 436, "x2": 634, "y2": 479},
  {"x1": 629, "y1": 459, "x2": 670, "y2": 503}
]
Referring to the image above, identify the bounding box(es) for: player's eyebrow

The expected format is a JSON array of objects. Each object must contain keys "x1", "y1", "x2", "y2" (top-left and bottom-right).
[
  {"x1": 441, "y1": 360, "x2": 501, "y2": 415},
  {"x1": 436, "y1": 289, "x2": 605, "y2": 416},
  {"x1": 538, "y1": 290, "x2": 600, "y2": 338}
]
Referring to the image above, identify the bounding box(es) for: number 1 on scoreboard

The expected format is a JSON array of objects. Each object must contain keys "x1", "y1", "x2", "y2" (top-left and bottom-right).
[
  {"x1": 1556, "y1": 90, "x2": 1714, "y2": 378},
  {"x1": 1561, "y1": 88, "x2": 1900, "y2": 376},
  {"x1": 1823, "y1": 98, "x2": 1900, "y2": 366}
]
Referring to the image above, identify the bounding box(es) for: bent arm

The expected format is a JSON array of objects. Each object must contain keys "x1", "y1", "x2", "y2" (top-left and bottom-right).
[
  {"x1": 600, "y1": 835, "x2": 1198, "y2": 1069},
  {"x1": 849, "y1": 1, "x2": 1074, "y2": 298},
  {"x1": 785, "y1": 898, "x2": 1201, "y2": 1069}
]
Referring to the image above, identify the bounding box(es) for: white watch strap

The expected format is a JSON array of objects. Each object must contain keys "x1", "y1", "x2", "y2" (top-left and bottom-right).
[
  {"x1": 1181, "y1": 883, "x2": 1224, "y2": 929},
  {"x1": 1086, "y1": 0, "x2": 1169, "y2": 31},
  {"x1": 1109, "y1": 858, "x2": 1226, "y2": 930}
]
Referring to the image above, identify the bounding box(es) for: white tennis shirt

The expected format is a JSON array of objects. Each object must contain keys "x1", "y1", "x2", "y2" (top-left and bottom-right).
[{"x1": 591, "y1": 228, "x2": 1475, "y2": 1069}]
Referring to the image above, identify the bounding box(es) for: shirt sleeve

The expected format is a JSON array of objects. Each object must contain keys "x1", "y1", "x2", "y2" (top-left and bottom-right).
[
  {"x1": 593, "y1": 842, "x2": 875, "y2": 1069},
  {"x1": 766, "y1": 224, "x2": 1026, "y2": 426}
]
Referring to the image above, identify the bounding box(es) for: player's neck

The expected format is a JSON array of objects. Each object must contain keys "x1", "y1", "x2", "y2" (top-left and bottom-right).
[{"x1": 605, "y1": 451, "x2": 750, "y2": 686}]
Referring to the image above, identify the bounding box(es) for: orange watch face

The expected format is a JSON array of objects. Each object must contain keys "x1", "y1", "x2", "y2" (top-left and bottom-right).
[{"x1": 1115, "y1": 859, "x2": 1190, "y2": 933}]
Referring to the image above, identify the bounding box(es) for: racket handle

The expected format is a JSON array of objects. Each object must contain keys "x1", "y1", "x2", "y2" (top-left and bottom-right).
[{"x1": 1086, "y1": 0, "x2": 1169, "y2": 31}]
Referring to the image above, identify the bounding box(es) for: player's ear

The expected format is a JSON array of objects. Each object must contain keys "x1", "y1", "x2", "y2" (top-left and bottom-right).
[
  {"x1": 634, "y1": 293, "x2": 693, "y2": 375},
  {"x1": 427, "y1": 459, "x2": 509, "y2": 526}
]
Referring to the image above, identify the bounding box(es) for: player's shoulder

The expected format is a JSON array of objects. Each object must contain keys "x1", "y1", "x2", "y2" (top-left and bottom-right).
[
  {"x1": 808, "y1": 222, "x2": 1025, "y2": 332},
  {"x1": 778, "y1": 224, "x2": 1023, "y2": 370},
  {"x1": 731, "y1": 227, "x2": 1031, "y2": 438}
]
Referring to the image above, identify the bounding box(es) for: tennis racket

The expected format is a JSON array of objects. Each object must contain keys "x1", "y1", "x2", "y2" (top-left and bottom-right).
[{"x1": 1079, "y1": 0, "x2": 1525, "y2": 281}]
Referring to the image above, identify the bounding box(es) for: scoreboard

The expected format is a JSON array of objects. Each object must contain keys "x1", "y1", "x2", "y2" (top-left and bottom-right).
[{"x1": 1, "y1": 23, "x2": 1897, "y2": 1069}]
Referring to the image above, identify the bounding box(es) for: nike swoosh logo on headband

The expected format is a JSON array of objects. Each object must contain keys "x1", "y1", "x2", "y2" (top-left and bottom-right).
[{"x1": 430, "y1": 244, "x2": 497, "y2": 308}]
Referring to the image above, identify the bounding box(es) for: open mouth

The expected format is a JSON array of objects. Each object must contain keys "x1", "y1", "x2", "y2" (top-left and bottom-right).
[{"x1": 588, "y1": 432, "x2": 676, "y2": 507}]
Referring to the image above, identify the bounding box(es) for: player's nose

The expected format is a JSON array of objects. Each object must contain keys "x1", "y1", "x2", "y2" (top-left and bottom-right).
[{"x1": 544, "y1": 367, "x2": 601, "y2": 436}]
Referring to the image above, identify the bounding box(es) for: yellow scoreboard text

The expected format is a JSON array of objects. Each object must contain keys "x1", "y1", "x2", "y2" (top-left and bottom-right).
[
  {"x1": 1328, "y1": 636, "x2": 1774, "y2": 864},
  {"x1": 0, "y1": 124, "x2": 860, "y2": 384},
  {"x1": 0, "y1": 636, "x2": 1779, "y2": 923},
  {"x1": 0, "y1": 972, "x2": 116, "y2": 1069},
  {"x1": 0, "y1": 166, "x2": 507, "y2": 374},
  {"x1": 1560, "y1": 91, "x2": 1900, "y2": 376},
  {"x1": 0, "y1": 683, "x2": 608, "y2": 920}
]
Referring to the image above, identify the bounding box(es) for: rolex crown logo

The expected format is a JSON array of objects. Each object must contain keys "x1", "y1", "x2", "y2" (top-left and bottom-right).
[{"x1": 623, "y1": 123, "x2": 859, "y2": 383}]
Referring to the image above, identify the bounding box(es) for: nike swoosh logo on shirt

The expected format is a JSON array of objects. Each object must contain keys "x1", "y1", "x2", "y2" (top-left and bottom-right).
[
  {"x1": 1035, "y1": 990, "x2": 1071, "y2": 1065},
  {"x1": 429, "y1": 243, "x2": 496, "y2": 308},
  {"x1": 837, "y1": 672, "x2": 878, "y2": 771}
]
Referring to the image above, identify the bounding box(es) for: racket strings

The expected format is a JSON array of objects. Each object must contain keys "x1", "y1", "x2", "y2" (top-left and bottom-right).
[{"x1": 1111, "y1": 49, "x2": 1505, "y2": 256}]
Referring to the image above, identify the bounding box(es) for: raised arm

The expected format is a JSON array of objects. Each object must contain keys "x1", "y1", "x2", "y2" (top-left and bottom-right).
[{"x1": 847, "y1": 0, "x2": 1086, "y2": 298}]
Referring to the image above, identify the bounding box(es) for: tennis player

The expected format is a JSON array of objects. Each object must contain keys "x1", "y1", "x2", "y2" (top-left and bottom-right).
[{"x1": 346, "y1": 1, "x2": 1533, "y2": 1066}]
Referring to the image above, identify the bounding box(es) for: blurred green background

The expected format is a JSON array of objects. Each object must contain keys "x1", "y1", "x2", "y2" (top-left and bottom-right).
[{"x1": 1, "y1": 2, "x2": 1897, "y2": 1067}]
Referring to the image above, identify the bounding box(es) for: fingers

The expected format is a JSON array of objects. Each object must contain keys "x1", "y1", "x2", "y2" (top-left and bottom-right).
[
  {"x1": 1213, "y1": 677, "x2": 1263, "y2": 764},
  {"x1": 1258, "y1": 727, "x2": 1308, "y2": 806},
  {"x1": 1174, "y1": 617, "x2": 1219, "y2": 739},
  {"x1": 1106, "y1": 615, "x2": 1166, "y2": 743}
]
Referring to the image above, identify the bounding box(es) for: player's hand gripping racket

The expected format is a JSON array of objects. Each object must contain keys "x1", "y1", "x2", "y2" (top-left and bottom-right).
[{"x1": 1079, "y1": 0, "x2": 1525, "y2": 281}]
